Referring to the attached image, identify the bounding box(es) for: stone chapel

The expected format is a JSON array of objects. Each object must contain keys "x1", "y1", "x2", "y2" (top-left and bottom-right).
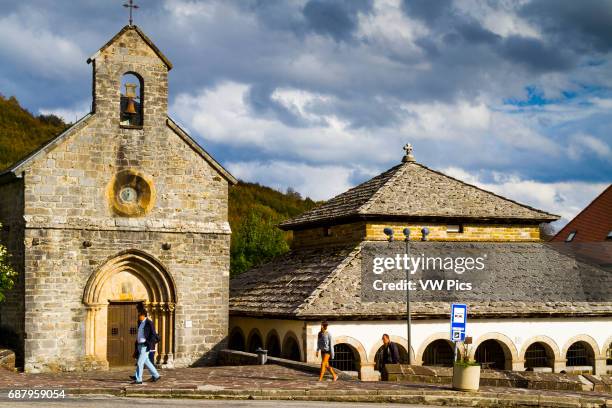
[{"x1": 0, "y1": 25, "x2": 236, "y2": 372}]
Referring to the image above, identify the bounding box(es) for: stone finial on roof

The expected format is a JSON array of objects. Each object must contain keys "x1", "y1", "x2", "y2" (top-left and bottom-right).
[{"x1": 402, "y1": 143, "x2": 415, "y2": 163}]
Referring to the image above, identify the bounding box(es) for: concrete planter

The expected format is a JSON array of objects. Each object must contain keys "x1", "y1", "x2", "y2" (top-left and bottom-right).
[{"x1": 452, "y1": 363, "x2": 480, "y2": 391}]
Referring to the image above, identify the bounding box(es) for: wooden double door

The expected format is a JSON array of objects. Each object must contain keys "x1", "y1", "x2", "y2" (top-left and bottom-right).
[{"x1": 107, "y1": 302, "x2": 141, "y2": 366}]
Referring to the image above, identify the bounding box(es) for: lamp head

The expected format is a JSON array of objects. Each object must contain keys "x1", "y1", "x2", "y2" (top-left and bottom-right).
[
  {"x1": 402, "y1": 228, "x2": 410, "y2": 240},
  {"x1": 383, "y1": 227, "x2": 394, "y2": 242},
  {"x1": 421, "y1": 227, "x2": 430, "y2": 241}
]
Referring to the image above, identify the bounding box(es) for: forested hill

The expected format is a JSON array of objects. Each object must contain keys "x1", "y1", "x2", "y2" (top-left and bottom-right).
[
  {"x1": 0, "y1": 94, "x2": 318, "y2": 275},
  {"x1": 0, "y1": 94, "x2": 68, "y2": 171}
]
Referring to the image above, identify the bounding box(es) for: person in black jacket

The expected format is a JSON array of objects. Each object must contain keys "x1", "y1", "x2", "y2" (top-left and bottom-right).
[
  {"x1": 131, "y1": 310, "x2": 161, "y2": 384},
  {"x1": 379, "y1": 333, "x2": 400, "y2": 380}
]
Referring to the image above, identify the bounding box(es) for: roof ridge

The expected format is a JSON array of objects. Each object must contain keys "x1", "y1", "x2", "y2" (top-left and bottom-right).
[
  {"x1": 357, "y1": 161, "x2": 410, "y2": 214},
  {"x1": 294, "y1": 244, "x2": 362, "y2": 315},
  {"x1": 414, "y1": 162, "x2": 559, "y2": 218},
  {"x1": 87, "y1": 25, "x2": 173, "y2": 70}
]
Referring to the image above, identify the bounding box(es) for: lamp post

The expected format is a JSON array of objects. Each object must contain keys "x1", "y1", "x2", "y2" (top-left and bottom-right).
[
  {"x1": 383, "y1": 227, "x2": 413, "y2": 365},
  {"x1": 402, "y1": 228, "x2": 412, "y2": 365}
]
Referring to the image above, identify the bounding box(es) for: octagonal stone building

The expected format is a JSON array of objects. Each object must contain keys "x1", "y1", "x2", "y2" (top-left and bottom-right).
[{"x1": 0, "y1": 25, "x2": 236, "y2": 372}]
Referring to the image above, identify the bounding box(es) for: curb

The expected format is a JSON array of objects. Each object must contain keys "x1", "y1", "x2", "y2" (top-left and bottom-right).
[{"x1": 6, "y1": 387, "x2": 608, "y2": 407}]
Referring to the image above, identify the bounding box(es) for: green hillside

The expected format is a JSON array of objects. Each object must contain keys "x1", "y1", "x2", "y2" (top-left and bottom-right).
[
  {"x1": 0, "y1": 94, "x2": 317, "y2": 275},
  {"x1": 0, "y1": 94, "x2": 68, "y2": 171}
]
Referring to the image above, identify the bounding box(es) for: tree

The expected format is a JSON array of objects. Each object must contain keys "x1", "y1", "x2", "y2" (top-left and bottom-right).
[
  {"x1": 230, "y1": 212, "x2": 289, "y2": 276},
  {"x1": 0, "y1": 227, "x2": 16, "y2": 303}
]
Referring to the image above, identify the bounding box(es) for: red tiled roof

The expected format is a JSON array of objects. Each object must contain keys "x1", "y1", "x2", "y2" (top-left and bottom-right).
[{"x1": 551, "y1": 184, "x2": 612, "y2": 242}]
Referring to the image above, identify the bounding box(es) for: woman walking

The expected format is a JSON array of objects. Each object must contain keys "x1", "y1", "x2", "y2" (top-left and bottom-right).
[{"x1": 316, "y1": 321, "x2": 338, "y2": 381}]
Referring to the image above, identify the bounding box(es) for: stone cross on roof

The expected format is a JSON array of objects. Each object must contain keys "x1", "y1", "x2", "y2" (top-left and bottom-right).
[
  {"x1": 402, "y1": 143, "x2": 415, "y2": 162},
  {"x1": 124, "y1": 0, "x2": 139, "y2": 26}
]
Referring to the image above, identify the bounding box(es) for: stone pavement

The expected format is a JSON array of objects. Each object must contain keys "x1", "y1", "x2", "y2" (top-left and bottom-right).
[{"x1": 0, "y1": 365, "x2": 611, "y2": 407}]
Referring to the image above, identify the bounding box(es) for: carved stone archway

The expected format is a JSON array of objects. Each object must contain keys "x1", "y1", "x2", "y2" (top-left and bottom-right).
[{"x1": 83, "y1": 250, "x2": 177, "y2": 367}]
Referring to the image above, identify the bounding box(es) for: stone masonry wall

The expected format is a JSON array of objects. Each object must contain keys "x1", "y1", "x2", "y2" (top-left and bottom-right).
[
  {"x1": 0, "y1": 179, "x2": 25, "y2": 364},
  {"x1": 366, "y1": 223, "x2": 541, "y2": 242},
  {"x1": 23, "y1": 228, "x2": 229, "y2": 372},
  {"x1": 292, "y1": 222, "x2": 365, "y2": 249},
  {"x1": 14, "y1": 27, "x2": 232, "y2": 372},
  {"x1": 292, "y1": 222, "x2": 540, "y2": 248}
]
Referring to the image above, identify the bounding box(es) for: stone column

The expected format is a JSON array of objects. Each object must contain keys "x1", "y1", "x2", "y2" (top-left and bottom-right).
[
  {"x1": 511, "y1": 359, "x2": 525, "y2": 371},
  {"x1": 164, "y1": 303, "x2": 174, "y2": 368},
  {"x1": 553, "y1": 358, "x2": 567, "y2": 373},
  {"x1": 594, "y1": 357, "x2": 606, "y2": 375}
]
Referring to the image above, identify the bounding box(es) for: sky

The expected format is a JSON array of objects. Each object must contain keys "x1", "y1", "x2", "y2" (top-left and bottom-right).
[{"x1": 0, "y1": 0, "x2": 611, "y2": 229}]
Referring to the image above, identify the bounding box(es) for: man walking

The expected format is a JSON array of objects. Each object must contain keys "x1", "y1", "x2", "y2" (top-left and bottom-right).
[
  {"x1": 379, "y1": 333, "x2": 400, "y2": 380},
  {"x1": 131, "y1": 310, "x2": 161, "y2": 384}
]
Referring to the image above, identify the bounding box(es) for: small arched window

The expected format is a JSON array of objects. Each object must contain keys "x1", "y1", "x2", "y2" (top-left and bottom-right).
[{"x1": 120, "y1": 73, "x2": 143, "y2": 127}]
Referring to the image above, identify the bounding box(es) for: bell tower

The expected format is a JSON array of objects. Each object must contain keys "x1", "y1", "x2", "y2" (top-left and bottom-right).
[{"x1": 87, "y1": 25, "x2": 173, "y2": 130}]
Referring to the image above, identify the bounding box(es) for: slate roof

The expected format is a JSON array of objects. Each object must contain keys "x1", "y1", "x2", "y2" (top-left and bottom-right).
[
  {"x1": 279, "y1": 161, "x2": 559, "y2": 229},
  {"x1": 229, "y1": 242, "x2": 612, "y2": 319}
]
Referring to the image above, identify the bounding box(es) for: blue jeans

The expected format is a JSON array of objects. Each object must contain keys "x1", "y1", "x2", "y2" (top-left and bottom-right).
[{"x1": 134, "y1": 344, "x2": 159, "y2": 382}]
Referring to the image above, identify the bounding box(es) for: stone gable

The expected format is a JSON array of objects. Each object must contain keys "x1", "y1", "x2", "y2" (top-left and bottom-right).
[{"x1": 0, "y1": 25, "x2": 235, "y2": 372}]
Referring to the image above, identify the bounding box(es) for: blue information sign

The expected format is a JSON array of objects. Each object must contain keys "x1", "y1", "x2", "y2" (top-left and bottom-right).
[{"x1": 450, "y1": 303, "x2": 467, "y2": 342}]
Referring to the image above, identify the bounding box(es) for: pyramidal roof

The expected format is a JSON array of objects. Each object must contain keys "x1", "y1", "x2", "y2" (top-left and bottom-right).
[{"x1": 279, "y1": 149, "x2": 559, "y2": 229}]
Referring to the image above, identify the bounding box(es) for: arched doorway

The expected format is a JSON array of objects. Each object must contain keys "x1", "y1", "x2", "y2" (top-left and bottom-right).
[
  {"x1": 247, "y1": 330, "x2": 263, "y2": 353},
  {"x1": 422, "y1": 340, "x2": 454, "y2": 367},
  {"x1": 475, "y1": 340, "x2": 507, "y2": 370},
  {"x1": 282, "y1": 333, "x2": 301, "y2": 361},
  {"x1": 228, "y1": 328, "x2": 245, "y2": 351},
  {"x1": 83, "y1": 251, "x2": 176, "y2": 367},
  {"x1": 566, "y1": 342, "x2": 595, "y2": 368},
  {"x1": 524, "y1": 342, "x2": 554, "y2": 370},
  {"x1": 331, "y1": 343, "x2": 359, "y2": 373},
  {"x1": 266, "y1": 331, "x2": 281, "y2": 357}
]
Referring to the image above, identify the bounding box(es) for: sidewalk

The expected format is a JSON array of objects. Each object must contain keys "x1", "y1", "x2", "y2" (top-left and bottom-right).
[{"x1": 1, "y1": 365, "x2": 611, "y2": 407}]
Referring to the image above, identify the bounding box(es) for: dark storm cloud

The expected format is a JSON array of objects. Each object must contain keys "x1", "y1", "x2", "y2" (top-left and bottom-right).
[
  {"x1": 0, "y1": 0, "x2": 610, "y2": 188},
  {"x1": 400, "y1": 0, "x2": 452, "y2": 23},
  {"x1": 302, "y1": 0, "x2": 373, "y2": 42},
  {"x1": 520, "y1": 0, "x2": 612, "y2": 53},
  {"x1": 498, "y1": 36, "x2": 575, "y2": 73}
]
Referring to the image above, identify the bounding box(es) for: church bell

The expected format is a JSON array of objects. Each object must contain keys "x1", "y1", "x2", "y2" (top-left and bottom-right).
[{"x1": 123, "y1": 83, "x2": 138, "y2": 115}]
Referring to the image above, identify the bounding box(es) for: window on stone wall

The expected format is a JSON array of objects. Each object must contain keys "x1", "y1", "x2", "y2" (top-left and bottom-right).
[
  {"x1": 446, "y1": 225, "x2": 463, "y2": 233},
  {"x1": 422, "y1": 340, "x2": 454, "y2": 367},
  {"x1": 120, "y1": 72, "x2": 143, "y2": 127},
  {"x1": 524, "y1": 342, "x2": 550, "y2": 369},
  {"x1": 566, "y1": 342, "x2": 592, "y2": 366},
  {"x1": 606, "y1": 343, "x2": 612, "y2": 365}
]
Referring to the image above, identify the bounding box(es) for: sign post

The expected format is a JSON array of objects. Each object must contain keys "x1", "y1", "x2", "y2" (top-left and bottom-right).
[{"x1": 450, "y1": 303, "x2": 467, "y2": 363}]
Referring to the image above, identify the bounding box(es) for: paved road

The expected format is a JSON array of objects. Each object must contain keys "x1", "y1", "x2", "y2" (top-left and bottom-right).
[{"x1": 0, "y1": 396, "x2": 458, "y2": 408}]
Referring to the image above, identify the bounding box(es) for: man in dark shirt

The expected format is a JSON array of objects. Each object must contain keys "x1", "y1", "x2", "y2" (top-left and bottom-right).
[{"x1": 380, "y1": 333, "x2": 400, "y2": 380}]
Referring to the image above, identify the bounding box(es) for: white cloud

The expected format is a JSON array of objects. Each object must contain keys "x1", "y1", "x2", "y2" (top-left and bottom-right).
[
  {"x1": 0, "y1": 13, "x2": 85, "y2": 79},
  {"x1": 442, "y1": 166, "x2": 609, "y2": 229},
  {"x1": 567, "y1": 134, "x2": 612, "y2": 160},
  {"x1": 39, "y1": 101, "x2": 90, "y2": 123},
  {"x1": 226, "y1": 160, "x2": 355, "y2": 201}
]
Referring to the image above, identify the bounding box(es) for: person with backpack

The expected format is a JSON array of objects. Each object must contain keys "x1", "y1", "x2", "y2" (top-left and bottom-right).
[
  {"x1": 131, "y1": 309, "x2": 161, "y2": 384},
  {"x1": 315, "y1": 321, "x2": 338, "y2": 381}
]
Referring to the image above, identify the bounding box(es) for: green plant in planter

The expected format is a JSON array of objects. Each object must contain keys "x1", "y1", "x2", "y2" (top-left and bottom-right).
[{"x1": 454, "y1": 339, "x2": 480, "y2": 367}]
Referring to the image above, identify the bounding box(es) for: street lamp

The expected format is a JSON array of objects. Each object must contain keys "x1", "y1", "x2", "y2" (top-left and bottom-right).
[
  {"x1": 403, "y1": 228, "x2": 413, "y2": 365},
  {"x1": 383, "y1": 226, "x2": 413, "y2": 365}
]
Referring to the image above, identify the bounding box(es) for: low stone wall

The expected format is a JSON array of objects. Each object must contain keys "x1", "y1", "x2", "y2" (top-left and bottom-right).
[
  {"x1": 384, "y1": 364, "x2": 612, "y2": 393},
  {"x1": 0, "y1": 349, "x2": 15, "y2": 371},
  {"x1": 218, "y1": 349, "x2": 353, "y2": 380}
]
